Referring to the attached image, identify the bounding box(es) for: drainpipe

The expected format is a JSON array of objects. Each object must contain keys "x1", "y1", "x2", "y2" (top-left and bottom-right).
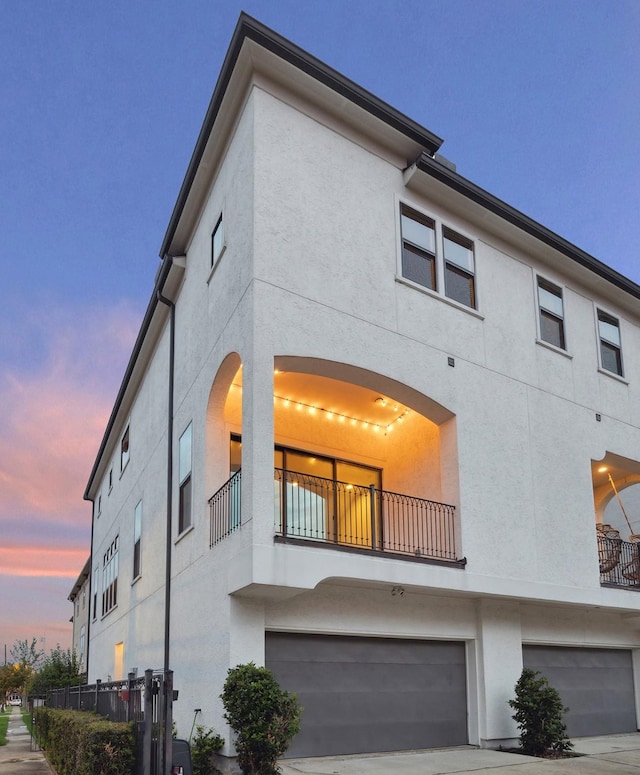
[{"x1": 157, "y1": 280, "x2": 175, "y2": 775}]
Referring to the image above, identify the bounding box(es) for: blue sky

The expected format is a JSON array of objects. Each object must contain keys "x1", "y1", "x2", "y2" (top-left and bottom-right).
[{"x1": 1, "y1": 0, "x2": 638, "y2": 652}]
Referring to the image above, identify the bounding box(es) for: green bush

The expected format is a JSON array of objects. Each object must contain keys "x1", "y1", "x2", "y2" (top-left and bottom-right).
[
  {"x1": 34, "y1": 707, "x2": 135, "y2": 775},
  {"x1": 221, "y1": 663, "x2": 301, "y2": 775},
  {"x1": 508, "y1": 668, "x2": 573, "y2": 756},
  {"x1": 191, "y1": 724, "x2": 225, "y2": 775}
]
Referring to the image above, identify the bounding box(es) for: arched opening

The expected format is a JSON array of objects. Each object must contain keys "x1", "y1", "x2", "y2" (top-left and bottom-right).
[{"x1": 206, "y1": 354, "x2": 462, "y2": 562}]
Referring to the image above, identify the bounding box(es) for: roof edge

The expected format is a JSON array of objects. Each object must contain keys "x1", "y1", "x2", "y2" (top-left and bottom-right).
[
  {"x1": 414, "y1": 153, "x2": 640, "y2": 301},
  {"x1": 159, "y1": 12, "x2": 444, "y2": 258}
]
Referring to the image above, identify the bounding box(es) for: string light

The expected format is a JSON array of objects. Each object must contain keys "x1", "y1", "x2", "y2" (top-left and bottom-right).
[{"x1": 230, "y1": 382, "x2": 410, "y2": 433}]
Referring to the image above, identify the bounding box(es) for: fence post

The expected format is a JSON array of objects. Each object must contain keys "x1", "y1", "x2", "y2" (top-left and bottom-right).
[
  {"x1": 143, "y1": 670, "x2": 153, "y2": 775},
  {"x1": 369, "y1": 485, "x2": 377, "y2": 551},
  {"x1": 94, "y1": 679, "x2": 101, "y2": 715},
  {"x1": 162, "y1": 671, "x2": 174, "y2": 775}
]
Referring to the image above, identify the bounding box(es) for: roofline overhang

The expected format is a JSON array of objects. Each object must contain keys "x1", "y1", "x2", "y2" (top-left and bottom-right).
[
  {"x1": 83, "y1": 256, "x2": 175, "y2": 500},
  {"x1": 410, "y1": 152, "x2": 640, "y2": 302},
  {"x1": 159, "y1": 12, "x2": 444, "y2": 259}
]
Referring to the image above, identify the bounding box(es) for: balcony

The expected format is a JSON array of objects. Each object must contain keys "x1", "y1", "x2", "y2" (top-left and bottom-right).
[
  {"x1": 597, "y1": 524, "x2": 640, "y2": 590},
  {"x1": 210, "y1": 468, "x2": 465, "y2": 567}
]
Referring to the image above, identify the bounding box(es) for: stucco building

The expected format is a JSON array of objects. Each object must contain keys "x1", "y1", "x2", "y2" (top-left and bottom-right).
[{"x1": 85, "y1": 14, "x2": 640, "y2": 762}]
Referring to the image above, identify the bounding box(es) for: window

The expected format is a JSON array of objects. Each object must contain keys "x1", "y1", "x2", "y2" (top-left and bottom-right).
[
  {"x1": 537, "y1": 277, "x2": 565, "y2": 349},
  {"x1": 120, "y1": 427, "x2": 130, "y2": 472},
  {"x1": 211, "y1": 215, "x2": 224, "y2": 267},
  {"x1": 97, "y1": 494, "x2": 102, "y2": 517},
  {"x1": 399, "y1": 203, "x2": 477, "y2": 310},
  {"x1": 102, "y1": 536, "x2": 119, "y2": 616},
  {"x1": 443, "y1": 227, "x2": 476, "y2": 308},
  {"x1": 92, "y1": 567, "x2": 99, "y2": 620},
  {"x1": 178, "y1": 423, "x2": 193, "y2": 533},
  {"x1": 79, "y1": 625, "x2": 85, "y2": 668},
  {"x1": 108, "y1": 468, "x2": 113, "y2": 492},
  {"x1": 133, "y1": 500, "x2": 142, "y2": 579},
  {"x1": 400, "y1": 204, "x2": 436, "y2": 291},
  {"x1": 598, "y1": 310, "x2": 623, "y2": 376}
]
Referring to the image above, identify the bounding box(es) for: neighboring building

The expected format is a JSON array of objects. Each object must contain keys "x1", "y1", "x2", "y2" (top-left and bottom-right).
[
  {"x1": 85, "y1": 13, "x2": 640, "y2": 763},
  {"x1": 68, "y1": 556, "x2": 90, "y2": 675}
]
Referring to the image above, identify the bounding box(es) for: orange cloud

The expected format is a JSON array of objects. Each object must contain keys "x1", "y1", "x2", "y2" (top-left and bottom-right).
[{"x1": 0, "y1": 544, "x2": 87, "y2": 578}]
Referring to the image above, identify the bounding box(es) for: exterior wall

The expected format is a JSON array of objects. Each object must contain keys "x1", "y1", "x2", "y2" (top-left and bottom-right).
[{"x1": 86, "y1": 54, "x2": 640, "y2": 749}]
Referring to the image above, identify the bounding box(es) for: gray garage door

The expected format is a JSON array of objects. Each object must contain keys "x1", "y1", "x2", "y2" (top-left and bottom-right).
[
  {"x1": 265, "y1": 632, "x2": 468, "y2": 758},
  {"x1": 523, "y1": 646, "x2": 637, "y2": 737}
]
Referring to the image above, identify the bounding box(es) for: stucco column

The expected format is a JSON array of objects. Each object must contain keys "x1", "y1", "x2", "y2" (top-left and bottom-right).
[
  {"x1": 241, "y1": 341, "x2": 275, "y2": 546},
  {"x1": 476, "y1": 599, "x2": 522, "y2": 747}
]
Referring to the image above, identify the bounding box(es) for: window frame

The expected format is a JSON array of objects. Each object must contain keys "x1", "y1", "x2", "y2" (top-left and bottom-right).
[
  {"x1": 597, "y1": 309, "x2": 624, "y2": 377},
  {"x1": 120, "y1": 426, "x2": 130, "y2": 473},
  {"x1": 211, "y1": 213, "x2": 225, "y2": 268},
  {"x1": 178, "y1": 422, "x2": 193, "y2": 535},
  {"x1": 536, "y1": 276, "x2": 566, "y2": 350},
  {"x1": 400, "y1": 204, "x2": 437, "y2": 292},
  {"x1": 133, "y1": 500, "x2": 142, "y2": 580},
  {"x1": 102, "y1": 536, "x2": 119, "y2": 617},
  {"x1": 398, "y1": 200, "x2": 478, "y2": 311}
]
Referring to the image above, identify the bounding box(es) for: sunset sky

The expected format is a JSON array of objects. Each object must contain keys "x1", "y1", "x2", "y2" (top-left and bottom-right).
[{"x1": 1, "y1": 0, "x2": 639, "y2": 656}]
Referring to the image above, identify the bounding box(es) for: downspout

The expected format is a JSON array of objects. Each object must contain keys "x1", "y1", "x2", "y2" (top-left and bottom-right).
[
  {"x1": 157, "y1": 282, "x2": 175, "y2": 775},
  {"x1": 156, "y1": 285, "x2": 175, "y2": 676}
]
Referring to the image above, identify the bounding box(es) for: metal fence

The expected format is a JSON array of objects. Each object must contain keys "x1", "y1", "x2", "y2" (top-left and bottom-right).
[
  {"x1": 44, "y1": 669, "x2": 175, "y2": 775},
  {"x1": 209, "y1": 470, "x2": 241, "y2": 546}
]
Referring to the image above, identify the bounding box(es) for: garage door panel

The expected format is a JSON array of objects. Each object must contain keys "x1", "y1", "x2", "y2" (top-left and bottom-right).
[
  {"x1": 523, "y1": 646, "x2": 636, "y2": 737},
  {"x1": 266, "y1": 633, "x2": 467, "y2": 758}
]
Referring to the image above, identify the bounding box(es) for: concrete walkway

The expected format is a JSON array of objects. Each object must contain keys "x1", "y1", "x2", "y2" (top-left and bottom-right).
[
  {"x1": 279, "y1": 734, "x2": 640, "y2": 775},
  {"x1": 0, "y1": 706, "x2": 51, "y2": 775}
]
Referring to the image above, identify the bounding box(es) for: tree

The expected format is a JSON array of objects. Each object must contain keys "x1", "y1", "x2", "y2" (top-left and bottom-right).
[
  {"x1": 0, "y1": 663, "x2": 26, "y2": 710},
  {"x1": 221, "y1": 663, "x2": 301, "y2": 775},
  {"x1": 508, "y1": 668, "x2": 573, "y2": 757},
  {"x1": 29, "y1": 646, "x2": 84, "y2": 694},
  {"x1": 10, "y1": 638, "x2": 45, "y2": 670}
]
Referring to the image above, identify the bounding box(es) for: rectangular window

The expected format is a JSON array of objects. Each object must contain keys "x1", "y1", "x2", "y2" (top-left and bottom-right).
[
  {"x1": 537, "y1": 277, "x2": 565, "y2": 349},
  {"x1": 102, "y1": 536, "x2": 119, "y2": 616},
  {"x1": 400, "y1": 204, "x2": 436, "y2": 290},
  {"x1": 211, "y1": 215, "x2": 224, "y2": 267},
  {"x1": 598, "y1": 310, "x2": 623, "y2": 376},
  {"x1": 133, "y1": 500, "x2": 142, "y2": 579},
  {"x1": 443, "y1": 227, "x2": 476, "y2": 308},
  {"x1": 108, "y1": 468, "x2": 113, "y2": 492},
  {"x1": 179, "y1": 423, "x2": 193, "y2": 533},
  {"x1": 120, "y1": 427, "x2": 130, "y2": 472},
  {"x1": 92, "y1": 567, "x2": 99, "y2": 620},
  {"x1": 97, "y1": 494, "x2": 102, "y2": 517},
  {"x1": 79, "y1": 625, "x2": 86, "y2": 668}
]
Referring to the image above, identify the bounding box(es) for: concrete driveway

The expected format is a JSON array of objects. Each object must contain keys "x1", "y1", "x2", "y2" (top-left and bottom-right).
[{"x1": 279, "y1": 735, "x2": 640, "y2": 775}]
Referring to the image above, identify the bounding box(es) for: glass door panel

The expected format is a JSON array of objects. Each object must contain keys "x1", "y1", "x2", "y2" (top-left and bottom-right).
[{"x1": 335, "y1": 462, "x2": 381, "y2": 548}]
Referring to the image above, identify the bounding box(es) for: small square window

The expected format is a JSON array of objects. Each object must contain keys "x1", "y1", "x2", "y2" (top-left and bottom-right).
[
  {"x1": 211, "y1": 215, "x2": 224, "y2": 267},
  {"x1": 598, "y1": 310, "x2": 623, "y2": 376}
]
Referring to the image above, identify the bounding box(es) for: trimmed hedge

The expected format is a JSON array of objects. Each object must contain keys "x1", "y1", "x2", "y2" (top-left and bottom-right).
[{"x1": 34, "y1": 707, "x2": 135, "y2": 775}]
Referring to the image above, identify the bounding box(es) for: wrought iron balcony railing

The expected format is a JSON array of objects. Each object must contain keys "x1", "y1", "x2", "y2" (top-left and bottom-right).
[
  {"x1": 209, "y1": 468, "x2": 463, "y2": 565},
  {"x1": 597, "y1": 530, "x2": 640, "y2": 590}
]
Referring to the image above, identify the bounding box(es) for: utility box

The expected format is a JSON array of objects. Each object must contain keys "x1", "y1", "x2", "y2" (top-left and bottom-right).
[{"x1": 171, "y1": 739, "x2": 193, "y2": 775}]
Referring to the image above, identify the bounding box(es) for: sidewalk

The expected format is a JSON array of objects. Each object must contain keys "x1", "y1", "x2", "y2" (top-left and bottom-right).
[
  {"x1": 279, "y1": 734, "x2": 640, "y2": 775},
  {"x1": 0, "y1": 706, "x2": 51, "y2": 774}
]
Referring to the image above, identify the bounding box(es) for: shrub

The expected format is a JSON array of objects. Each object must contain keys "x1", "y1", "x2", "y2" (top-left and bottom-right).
[
  {"x1": 191, "y1": 724, "x2": 225, "y2": 775},
  {"x1": 33, "y1": 707, "x2": 135, "y2": 775},
  {"x1": 221, "y1": 663, "x2": 301, "y2": 775},
  {"x1": 508, "y1": 668, "x2": 573, "y2": 756}
]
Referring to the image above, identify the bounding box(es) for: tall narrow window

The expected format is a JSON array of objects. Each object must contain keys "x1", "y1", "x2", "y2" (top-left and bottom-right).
[
  {"x1": 133, "y1": 500, "x2": 142, "y2": 579},
  {"x1": 120, "y1": 427, "x2": 130, "y2": 472},
  {"x1": 537, "y1": 277, "x2": 565, "y2": 349},
  {"x1": 598, "y1": 310, "x2": 623, "y2": 376},
  {"x1": 102, "y1": 536, "x2": 119, "y2": 616},
  {"x1": 400, "y1": 204, "x2": 437, "y2": 290},
  {"x1": 79, "y1": 625, "x2": 86, "y2": 669},
  {"x1": 179, "y1": 423, "x2": 193, "y2": 533},
  {"x1": 443, "y1": 227, "x2": 476, "y2": 308},
  {"x1": 211, "y1": 215, "x2": 224, "y2": 267},
  {"x1": 92, "y1": 567, "x2": 99, "y2": 620}
]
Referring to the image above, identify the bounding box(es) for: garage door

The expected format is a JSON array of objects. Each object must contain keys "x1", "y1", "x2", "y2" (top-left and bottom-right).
[
  {"x1": 265, "y1": 632, "x2": 468, "y2": 758},
  {"x1": 523, "y1": 646, "x2": 636, "y2": 737}
]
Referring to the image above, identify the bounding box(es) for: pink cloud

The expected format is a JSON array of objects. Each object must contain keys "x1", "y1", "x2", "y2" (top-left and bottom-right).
[
  {"x1": 0, "y1": 543, "x2": 87, "y2": 578},
  {"x1": 0, "y1": 300, "x2": 140, "y2": 523}
]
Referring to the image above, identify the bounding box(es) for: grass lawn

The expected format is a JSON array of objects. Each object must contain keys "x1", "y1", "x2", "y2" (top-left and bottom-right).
[
  {"x1": 21, "y1": 710, "x2": 33, "y2": 734},
  {"x1": 0, "y1": 709, "x2": 9, "y2": 746}
]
